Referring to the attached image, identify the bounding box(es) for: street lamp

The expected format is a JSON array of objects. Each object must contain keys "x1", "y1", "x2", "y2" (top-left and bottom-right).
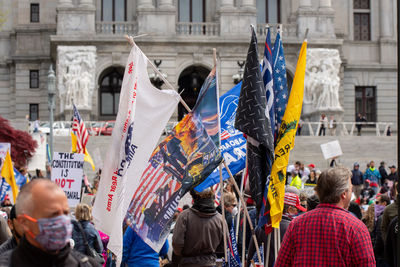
[
  {"x1": 47, "y1": 64, "x2": 56, "y2": 162},
  {"x1": 232, "y1": 61, "x2": 245, "y2": 84},
  {"x1": 149, "y1": 60, "x2": 167, "y2": 89}
]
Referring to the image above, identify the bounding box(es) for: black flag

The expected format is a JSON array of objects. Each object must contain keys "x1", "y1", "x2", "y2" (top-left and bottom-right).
[{"x1": 235, "y1": 26, "x2": 274, "y2": 214}]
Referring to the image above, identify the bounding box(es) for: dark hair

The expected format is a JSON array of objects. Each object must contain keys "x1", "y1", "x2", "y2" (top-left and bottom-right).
[
  {"x1": 10, "y1": 205, "x2": 16, "y2": 220},
  {"x1": 378, "y1": 194, "x2": 390, "y2": 206},
  {"x1": 190, "y1": 188, "x2": 214, "y2": 201},
  {"x1": 306, "y1": 195, "x2": 320, "y2": 211},
  {"x1": 348, "y1": 202, "x2": 362, "y2": 220},
  {"x1": 182, "y1": 204, "x2": 190, "y2": 210}
]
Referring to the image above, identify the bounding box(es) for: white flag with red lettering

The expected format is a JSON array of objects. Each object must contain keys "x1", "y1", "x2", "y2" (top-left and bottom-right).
[{"x1": 92, "y1": 44, "x2": 180, "y2": 260}]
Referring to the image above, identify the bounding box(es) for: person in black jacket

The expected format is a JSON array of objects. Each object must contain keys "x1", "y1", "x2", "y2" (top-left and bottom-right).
[
  {"x1": 387, "y1": 165, "x2": 397, "y2": 182},
  {"x1": 384, "y1": 216, "x2": 398, "y2": 267},
  {"x1": 351, "y1": 162, "x2": 364, "y2": 199},
  {"x1": 247, "y1": 193, "x2": 306, "y2": 266},
  {"x1": 71, "y1": 203, "x2": 103, "y2": 255},
  {"x1": 0, "y1": 205, "x2": 22, "y2": 255},
  {"x1": 379, "y1": 162, "x2": 388, "y2": 184}
]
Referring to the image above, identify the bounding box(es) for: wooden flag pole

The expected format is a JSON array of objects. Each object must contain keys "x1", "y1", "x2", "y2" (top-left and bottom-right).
[
  {"x1": 213, "y1": 48, "x2": 217, "y2": 66},
  {"x1": 223, "y1": 160, "x2": 262, "y2": 264},
  {"x1": 242, "y1": 212, "x2": 247, "y2": 262},
  {"x1": 219, "y1": 165, "x2": 228, "y2": 262},
  {"x1": 265, "y1": 233, "x2": 271, "y2": 267},
  {"x1": 125, "y1": 35, "x2": 192, "y2": 113}
]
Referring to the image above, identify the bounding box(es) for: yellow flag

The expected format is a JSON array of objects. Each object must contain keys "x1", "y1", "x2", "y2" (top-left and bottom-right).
[
  {"x1": 267, "y1": 40, "x2": 307, "y2": 228},
  {"x1": 71, "y1": 132, "x2": 96, "y2": 171},
  {"x1": 1, "y1": 151, "x2": 18, "y2": 202}
]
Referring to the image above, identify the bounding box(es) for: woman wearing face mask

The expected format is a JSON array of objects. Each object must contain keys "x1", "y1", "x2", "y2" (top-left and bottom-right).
[{"x1": 222, "y1": 192, "x2": 238, "y2": 231}]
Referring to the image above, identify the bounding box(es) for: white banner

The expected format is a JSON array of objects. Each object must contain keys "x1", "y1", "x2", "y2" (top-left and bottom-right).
[
  {"x1": 28, "y1": 133, "x2": 47, "y2": 171},
  {"x1": 51, "y1": 152, "x2": 84, "y2": 207},
  {"x1": 320, "y1": 140, "x2": 343, "y2": 160},
  {"x1": 92, "y1": 44, "x2": 180, "y2": 260}
]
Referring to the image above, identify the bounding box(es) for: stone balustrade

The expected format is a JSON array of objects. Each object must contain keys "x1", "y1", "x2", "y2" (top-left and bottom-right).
[
  {"x1": 95, "y1": 21, "x2": 137, "y2": 35},
  {"x1": 176, "y1": 22, "x2": 220, "y2": 36},
  {"x1": 256, "y1": 23, "x2": 298, "y2": 38}
]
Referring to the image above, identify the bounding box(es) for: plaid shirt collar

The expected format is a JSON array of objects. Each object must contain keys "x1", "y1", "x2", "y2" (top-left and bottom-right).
[{"x1": 315, "y1": 203, "x2": 349, "y2": 213}]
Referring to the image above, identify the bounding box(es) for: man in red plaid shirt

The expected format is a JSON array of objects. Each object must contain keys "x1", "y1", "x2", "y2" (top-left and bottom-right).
[{"x1": 275, "y1": 167, "x2": 375, "y2": 267}]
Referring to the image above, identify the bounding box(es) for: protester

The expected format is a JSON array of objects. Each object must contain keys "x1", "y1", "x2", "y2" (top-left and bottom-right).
[
  {"x1": 122, "y1": 226, "x2": 168, "y2": 267},
  {"x1": 304, "y1": 170, "x2": 317, "y2": 186},
  {"x1": 348, "y1": 201, "x2": 363, "y2": 220},
  {"x1": 351, "y1": 162, "x2": 364, "y2": 199},
  {"x1": 289, "y1": 171, "x2": 302, "y2": 190},
  {"x1": 221, "y1": 192, "x2": 237, "y2": 230},
  {"x1": 381, "y1": 185, "x2": 398, "y2": 241},
  {"x1": 364, "y1": 161, "x2": 382, "y2": 194},
  {"x1": 275, "y1": 167, "x2": 375, "y2": 266},
  {"x1": 0, "y1": 179, "x2": 100, "y2": 266},
  {"x1": 298, "y1": 163, "x2": 310, "y2": 178},
  {"x1": 379, "y1": 161, "x2": 388, "y2": 181},
  {"x1": 360, "y1": 179, "x2": 375, "y2": 206},
  {"x1": 0, "y1": 196, "x2": 11, "y2": 208},
  {"x1": 71, "y1": 203, "x2": 103, "y2": 256},
  {"x1": 0, "y1": 205, "x2": 22, "y2": 255},
  {"x1": 371, "y1": 194, "x2": 391, "y2": 267},
  {"x1": 387, "y1": 165, "x2": 397, "y2": 182},
  {"x1": 0, "y1": 214, "x2": 10, "y2": 247},
  {"x1": 247, "y1": 192, "x2": 306, "y2": 267},
  {"x1": 384, "y1": 216, "x2": 398, "y2": 267},
  {"x1": 172, "y1": 188, "x2": 224, "y2": 266},
  {"x1": 318, "y1": 114, "x2": 328, "y2": 136}
]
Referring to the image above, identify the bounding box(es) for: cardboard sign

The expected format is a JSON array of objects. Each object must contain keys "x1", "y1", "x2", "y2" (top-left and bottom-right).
[
  {"x1": 320, "y1": 140, "x2": 343, "y2": 160},
  {"x1": 0, "y1": 143, "x2": 10, "y2": 169},
  {"x1": 51, "y1": 152, "x2": 84, "y2": 207},
  {"x1": 28, "y1": 134, "x2": 46, "y2": 171}
]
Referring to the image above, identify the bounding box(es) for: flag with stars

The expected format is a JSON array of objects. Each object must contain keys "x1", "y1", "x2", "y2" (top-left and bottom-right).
[
  {"x1": 235, "y1": 27, "x2": 274, "y2": 214},
  {"x1": 262, "y1": 27, "x2": 275, "y2": 137},
  {"x1": 272, "y1": 29, "x2": 289, "y2": 136}
]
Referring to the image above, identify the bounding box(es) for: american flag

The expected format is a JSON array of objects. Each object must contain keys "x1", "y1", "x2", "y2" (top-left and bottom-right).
[
  {"x1": 262, "y1": 27, "x2": 275, "y2": 137},
  {"x1": 72, "y1": 104, "x2": 89, "y2": 153},
  {"x1": 272, "y1": 29, "x2": 289, "y2": 134},
  {"x1": 127, "y1": 150, "x2": 181, "y2": 230}
]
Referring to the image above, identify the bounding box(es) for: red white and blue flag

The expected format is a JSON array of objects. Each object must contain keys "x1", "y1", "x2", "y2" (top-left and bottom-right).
[
  {"x1": 72, "y1": 104, "x2": 89, "y2": 153},
  {"x1": 262, "y1": 27, "x2": 275, "y2": 137}
]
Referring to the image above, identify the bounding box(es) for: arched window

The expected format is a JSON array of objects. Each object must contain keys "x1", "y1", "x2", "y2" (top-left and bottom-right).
[
  {"x1": 178, "y1": 0, "x2": 205, "y2": 22},
  {"x1": 256, "y1": 0, "x2": 280, "y2": 24},
  {"x1": 99, "y1": 67, "x2": 124, "y2": 116},
  {"x1": 102, "y1": 0, "x2": 127, "y2": 21}
]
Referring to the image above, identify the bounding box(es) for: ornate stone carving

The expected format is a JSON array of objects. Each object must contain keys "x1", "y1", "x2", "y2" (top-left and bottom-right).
[
  {"x1": 57, "y1": 46, "x2": 96, "y2": 113},
  {"x1": 304, "y1": 48, "x2": 343, "y2": 114}
]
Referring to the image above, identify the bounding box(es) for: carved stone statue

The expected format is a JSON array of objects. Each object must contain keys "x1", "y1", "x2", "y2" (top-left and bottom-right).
[
  {"x1": 57, "y1": 46, "x2": 96, "y2": 113},
  {"x1": 304, "y1": 48, "x2": 343, "y2": 115}
]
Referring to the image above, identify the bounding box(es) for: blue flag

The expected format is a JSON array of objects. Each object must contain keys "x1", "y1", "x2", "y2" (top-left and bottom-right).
[
  {"x1": 262, "y1": 27, "x2": 275, "y2": 137},
  {"x1": 223, "y1": 218, "x2": 241, "y2": 267},
  {"x1": 14, "y1": 168, "x2": 28, "y2": 187},
  {"x1": 0, "y1": 179, "x2": 10, "y2": 202},
  {"x1": 195, "y1": 82, "x2": 246, "y2": 192},
  {"x1": 272, "y1": 30, "x2": 289, "y2": 134}
]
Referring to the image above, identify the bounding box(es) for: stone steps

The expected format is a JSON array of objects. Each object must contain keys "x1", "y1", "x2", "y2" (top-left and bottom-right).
[{"x1": 52, "y1": 135, "x2": 397, "y2": 180}]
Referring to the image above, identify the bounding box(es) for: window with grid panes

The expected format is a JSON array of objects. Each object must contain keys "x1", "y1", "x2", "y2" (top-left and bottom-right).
[{"x1": 353, "y1": 0, "x2": 370, "y2": 40}]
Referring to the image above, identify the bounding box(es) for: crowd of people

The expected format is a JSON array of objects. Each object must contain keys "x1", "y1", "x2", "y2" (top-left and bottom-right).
[{"x1": 0, "y1": 158, "x2": 397, "y2": 267}]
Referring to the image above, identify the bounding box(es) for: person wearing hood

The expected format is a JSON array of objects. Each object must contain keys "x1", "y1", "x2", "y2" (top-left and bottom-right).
[
  {"x1": 363, "y1": 161, "x2": 382, "y2": 194},
  {"x1": 351, "y1": 162, "x2": 364, "y2": 200},
  {"x1": 172, "y1": 188, "x2": 224, "y2": 266}
]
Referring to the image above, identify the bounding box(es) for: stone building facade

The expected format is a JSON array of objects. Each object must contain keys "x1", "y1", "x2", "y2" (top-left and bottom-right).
[{"x1": 0, "y1": 0, "x2": 397, "y2": 129}]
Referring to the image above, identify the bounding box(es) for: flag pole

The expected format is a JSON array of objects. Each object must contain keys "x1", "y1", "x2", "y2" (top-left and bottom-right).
[
  {"x1": 223, "y1": 160, "x2": 263, "y2": 264},
  {"x1": 242, "y1": 211, "x2": 246, "y2": 262},
  {"x1": 265, "y1": 232, "x2": 271, "y2": 266},
  {"x1": 235, "y1": 153, "x2": 247, "y2": 240},
  {"x1": 219, "y1": 165, "x2": 228, "y2": 262},
  {"x1": 213, "y1": 48, "x2": 217, "y2": 66},
  {"x1": 125, "y1": 35, "x2": 192, "y2": 113}
]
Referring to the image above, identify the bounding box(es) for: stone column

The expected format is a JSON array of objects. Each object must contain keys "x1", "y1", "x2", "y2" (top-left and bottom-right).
[
  {"x1": 80, "y1": 0, "x2": 94, "y2": 7},
  {"x1": 242, "y1": 0, "x2": 255, "y2": 8},
  {"x1": 221, "y1": 0, "x2": 234, "y2": 8},
  {"x1": 380, "y1": 0, "x2": 392, "y2": 38},
  {"x1": 299, "y1": 0, "x2": 312, "y2": 8},
  {"x1": 138, "y1": 0, "x2": 154, "y2": 9},
  {"x1": 58, "y1": 0, "x2": 73, "y2": 7},
  {"x1": 159, "y1": 0, "x2": 174, "y2": 9},
  {"x1": 319, "y1": 0, "x2": 332, "y2": 8}
]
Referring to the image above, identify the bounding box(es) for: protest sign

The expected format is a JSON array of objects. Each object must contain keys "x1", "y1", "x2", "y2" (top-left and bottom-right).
[
  {"x1": 51, "y1": 152, "x2": 84, "y2": 207},
  {"x1": 0, "y1": 143, "x2": 10, "y2": 168},
  {"x1": 320, "y1": 140, "x2": 342, "y2": 160}
]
